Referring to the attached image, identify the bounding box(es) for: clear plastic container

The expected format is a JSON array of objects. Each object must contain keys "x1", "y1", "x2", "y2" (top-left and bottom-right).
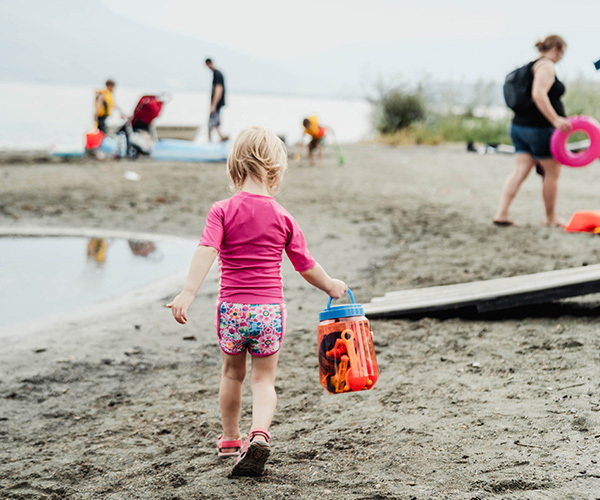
[{"x1": 317, "y1": 290, "x2": 378, "y2": 394}]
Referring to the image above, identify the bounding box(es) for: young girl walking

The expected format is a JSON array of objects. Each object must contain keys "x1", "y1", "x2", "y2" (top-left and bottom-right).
[{"x1": 167, "y1": 126, "x2": 347, "y2": 477}]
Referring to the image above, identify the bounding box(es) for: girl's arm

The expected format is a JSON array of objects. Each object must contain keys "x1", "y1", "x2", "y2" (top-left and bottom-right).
[
  {"x1": 167, "y1": 245, "x2": 218, "y2": 324},
  {"x1": 531, "y1": 61, "x2": 571, "y2": 133},
  {"x1": 300, "y1": 263, "x2": 347, "y2": 299}
]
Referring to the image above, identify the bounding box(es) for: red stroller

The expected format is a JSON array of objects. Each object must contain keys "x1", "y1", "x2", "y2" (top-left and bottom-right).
[
  {"x1": 117, "y1": 94, "x2": 168, "y2": 158},
  {"x1": 131, "y1": 95, "x2": 164, "y2": 132}
]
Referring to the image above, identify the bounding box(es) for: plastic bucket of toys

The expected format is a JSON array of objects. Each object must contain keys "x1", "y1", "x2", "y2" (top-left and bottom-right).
[{"x1": 317, "y1": 289, "x2": 378, "y2": 394}]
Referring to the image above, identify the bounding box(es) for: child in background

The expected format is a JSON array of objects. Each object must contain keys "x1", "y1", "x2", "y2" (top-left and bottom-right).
[
  {"x1": 167, "y1": 126, "x2": 347, "y2": 477},
  {"x1": 94, "y1": 79, "x2": 124, "y2": 133},
  {"x1": 301, "y1": 115, "x2": 326, "y2": 165}
]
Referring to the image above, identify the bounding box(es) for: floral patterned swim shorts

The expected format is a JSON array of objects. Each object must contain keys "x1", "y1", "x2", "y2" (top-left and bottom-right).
[{"x1": 216, "y1": 302, "x2": 286, "y2": 357}]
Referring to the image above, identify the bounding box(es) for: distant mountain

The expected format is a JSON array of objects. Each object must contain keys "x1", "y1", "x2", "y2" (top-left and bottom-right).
[
  {"x1": 0, "y1": 0, "x2": 303, "y2": 95},
  {"x1": 1, "y1": 0, "x2": 542, "y2": 104}
]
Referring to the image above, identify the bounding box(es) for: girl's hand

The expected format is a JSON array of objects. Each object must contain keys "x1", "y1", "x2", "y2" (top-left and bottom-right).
[
  {"x1": 166, "y1": 291, "x2": 195, "y2": 324},
  {"x1": 327, "y1": 279, "x2": 348, "y2": 299}
]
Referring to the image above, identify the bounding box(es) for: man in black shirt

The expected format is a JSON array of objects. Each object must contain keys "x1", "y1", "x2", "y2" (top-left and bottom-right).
[{"x1": 205, "y1": 58, "x2": 228, "y2": 142}]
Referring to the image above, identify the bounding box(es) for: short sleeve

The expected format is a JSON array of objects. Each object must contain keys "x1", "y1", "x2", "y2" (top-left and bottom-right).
[
  {"x1": 198, "y1": 203, "x2": 224, "y2": 250},
  {"x1": 213, "y1": 71, "x2": 224, "y2": 86},
  {"x1": 285, "y1": 215, "x2": 316, "y2": 272}
]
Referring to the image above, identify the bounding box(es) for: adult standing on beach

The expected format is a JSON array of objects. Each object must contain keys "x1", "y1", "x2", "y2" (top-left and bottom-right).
[
  {"x1": 493, "y1": 35, "x2": 571, "y2": 227},
  {"x1": 205, "y1": 58, "x2": 229, "y2": 142}
]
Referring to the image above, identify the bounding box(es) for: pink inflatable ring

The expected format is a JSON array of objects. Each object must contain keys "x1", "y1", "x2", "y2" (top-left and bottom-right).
[{"x1": 550, "y1": 115, "x2": 600, "y2": 167}]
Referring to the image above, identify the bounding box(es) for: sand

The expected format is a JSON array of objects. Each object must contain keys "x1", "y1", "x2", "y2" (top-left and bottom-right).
[{"x1": 1, "y1": 144, "x2": 599, "y2": 499}]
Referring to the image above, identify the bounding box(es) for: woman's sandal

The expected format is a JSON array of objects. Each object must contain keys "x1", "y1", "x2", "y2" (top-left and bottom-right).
[
  {"x1": 216, "y1": 434, "x2": 242, "y2": 458},
  {"x1": 493, "y1": 219, "x2": 519, "y2": 227},
  {"x1": 231, "y1": 428, "x2": 271, "y2": 476}
]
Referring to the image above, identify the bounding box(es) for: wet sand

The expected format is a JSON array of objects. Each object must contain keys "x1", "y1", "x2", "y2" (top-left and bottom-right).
[{"x1": 1, "y1": 144, "x2": 599, "y2": 499}]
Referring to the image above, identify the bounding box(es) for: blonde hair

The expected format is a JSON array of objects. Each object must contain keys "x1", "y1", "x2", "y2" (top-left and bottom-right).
[
  {"x1": 535, "y1": 35, "x2": 566, "y2": 53},
  {"x1": 227, "y1": 126, "x2": 288, "y2": 193}
]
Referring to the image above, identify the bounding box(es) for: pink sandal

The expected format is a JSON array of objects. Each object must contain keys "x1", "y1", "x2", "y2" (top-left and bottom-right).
[
  {"x1": 231, "y1": 428, "x2": 271, "y2": 476},
  {"x1": 216, "y1": 434, "x2": 242, "y2": 458}
]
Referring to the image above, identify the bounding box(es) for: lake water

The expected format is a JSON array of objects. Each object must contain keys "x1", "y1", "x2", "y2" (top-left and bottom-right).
[
  {"x1": 0, "y1": 236, "x2": 194, "y2": 328},
  {"x1": 0, "y1": 81, "x2": 374, "y2": 150}
]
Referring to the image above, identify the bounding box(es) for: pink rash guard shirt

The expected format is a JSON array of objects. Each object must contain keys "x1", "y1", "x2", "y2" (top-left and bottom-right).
[{"x1": 199, "y1": 191, "x2": 317, "y2": 304}]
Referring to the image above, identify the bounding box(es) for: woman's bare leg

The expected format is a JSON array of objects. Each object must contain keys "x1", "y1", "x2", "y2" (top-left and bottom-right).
[
  {"x1": 494, "y1": 153, "x2": 536, "y2": 223},
  {"x1": 538, "y1": 158, "x2": 563, "y2": 226}
]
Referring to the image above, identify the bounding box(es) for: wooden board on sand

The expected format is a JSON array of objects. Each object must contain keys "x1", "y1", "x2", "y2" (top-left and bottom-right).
[{"x1": 363, "y1": 264, "x2": 600, "y2": 318}]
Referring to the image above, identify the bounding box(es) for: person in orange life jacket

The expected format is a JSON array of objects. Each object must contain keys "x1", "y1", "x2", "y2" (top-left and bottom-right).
[
  {"x1": 205, "y1": 59, "x2": 229, "y2": 142},
  {"x1": 301, "y1": 116, "x2": 326, "y2": 166},
  {"x1": 94, "y1": 79, "x2": 124, "y2": 134}
]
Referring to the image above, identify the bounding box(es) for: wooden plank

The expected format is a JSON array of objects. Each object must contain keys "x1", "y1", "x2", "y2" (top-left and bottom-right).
[
  {"x1": 363, "y1": 264, "x2": 600, "y2": 318},
  {"x1": 476, "y1": 281, "x2": 600, "y2": 312}
]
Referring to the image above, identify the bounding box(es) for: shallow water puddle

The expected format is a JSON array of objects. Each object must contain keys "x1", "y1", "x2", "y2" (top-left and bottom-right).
[{"x1": 0, "y1": 236, "x2": 193, "y2": 328}]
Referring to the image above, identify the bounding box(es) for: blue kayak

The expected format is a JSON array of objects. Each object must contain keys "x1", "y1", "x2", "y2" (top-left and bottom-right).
[
  {"x1": 151, "y1": 139, "x2": 230, "y2": 163},
  {"x1": 51, "y1": 149, "x2": 86, "y2": 158}
]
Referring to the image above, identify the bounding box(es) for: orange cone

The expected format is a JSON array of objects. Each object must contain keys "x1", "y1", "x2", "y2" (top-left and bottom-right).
[{"x1": 565, "y1": 211, "x2": 600, "y2": 232}]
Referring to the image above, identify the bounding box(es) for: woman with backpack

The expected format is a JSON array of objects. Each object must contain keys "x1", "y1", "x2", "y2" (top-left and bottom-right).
[{"x1": 493, "y1": 35, "x2": 571, "y2": 227}]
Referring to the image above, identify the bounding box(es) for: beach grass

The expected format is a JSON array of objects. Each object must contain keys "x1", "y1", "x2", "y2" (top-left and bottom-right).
[
  {"x1": 564, "y1": 76, "x2": 600, "y2": 118},
  {"x1": 378, "y1": 76, "x2": 600, "y2": 147},
  {"x1": 377, "y1": 114, "x2": 511, "y2": 146}
]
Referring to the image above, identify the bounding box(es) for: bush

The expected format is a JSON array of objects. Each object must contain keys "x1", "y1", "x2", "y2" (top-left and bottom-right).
[
  {"x1": 377, "y1": 114, "x2": 511, "y2": 146},
  {"x1": 375, "y1": 88, "x2": 426, "y2": 134},
  {"x1": 429, "y1": 115, "x2": 511, "y2": 145},
  {"x1": 563, "y1": 77, "x2": 600, "y2": 119}
]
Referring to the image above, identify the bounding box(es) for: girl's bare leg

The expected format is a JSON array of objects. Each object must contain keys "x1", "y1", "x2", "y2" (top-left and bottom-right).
[
  {"x1": 219, "y1": 350, "x2": 247, "y2": 447},
  {"x1": 249, "y1": 352, "x2": 279, "y2": 434}
]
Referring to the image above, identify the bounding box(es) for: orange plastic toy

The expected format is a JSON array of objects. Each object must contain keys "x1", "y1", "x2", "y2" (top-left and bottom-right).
[
  {"x1": 565, "y1": 211, "x2": 600, "y2": 233},
  {"x1": 317, "y1": 290, "x2": 379, "y2": 394},
  {"x1": 330, "y1": 355, "x2": 349, "y2": 393}
]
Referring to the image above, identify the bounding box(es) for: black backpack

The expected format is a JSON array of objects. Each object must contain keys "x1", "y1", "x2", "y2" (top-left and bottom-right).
[{"x1": 503, "y1": 60, "x2": 536, "y2": 112}]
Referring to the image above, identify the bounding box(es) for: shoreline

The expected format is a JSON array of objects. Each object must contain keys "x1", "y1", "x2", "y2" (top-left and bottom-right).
[{"x1": 0, "y1": 226, "x2": 197, "y2": 340}]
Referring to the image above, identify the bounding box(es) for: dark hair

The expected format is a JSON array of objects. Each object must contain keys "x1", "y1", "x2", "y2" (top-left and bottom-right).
[
  {"x1": 303, "y1": 118, "x2": 310, "y2": 128},
  {"x1": 105, "y1": 79, "x2": 115, "y2": 87},
  {"x1": 535, "y1": 35, "x2": 566, "y2": 53},
  {"x1": 205, "y1": 58, "x2": 212, "y2": 64}
]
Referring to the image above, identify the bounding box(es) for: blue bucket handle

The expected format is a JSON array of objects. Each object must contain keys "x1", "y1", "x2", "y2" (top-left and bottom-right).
[{"x1": 325, "y1": 288, "x2": 355, "y2": 310}]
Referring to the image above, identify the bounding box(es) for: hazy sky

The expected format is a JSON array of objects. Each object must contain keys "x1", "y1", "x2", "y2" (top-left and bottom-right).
[{"x1": 99, "y1": 0, "x2": 600, "y2": 87}]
